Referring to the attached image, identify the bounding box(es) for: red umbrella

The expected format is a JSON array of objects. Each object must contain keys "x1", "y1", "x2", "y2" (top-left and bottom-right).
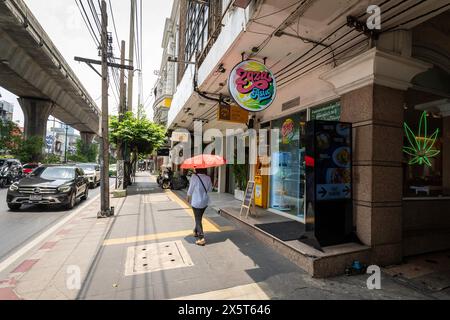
[{"x1": 180, "y1": 155, "x2": 227, "y2": 169}]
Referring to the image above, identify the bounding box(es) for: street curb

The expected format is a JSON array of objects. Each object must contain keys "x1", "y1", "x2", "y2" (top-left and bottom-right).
[{"x1": 0, "y1": 192, "x2": 126, "y2": 300}]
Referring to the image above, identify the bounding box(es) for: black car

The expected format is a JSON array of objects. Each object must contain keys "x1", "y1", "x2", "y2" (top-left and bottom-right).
[
  {"x1": 0, "y1": 159, "x2": 23, "y2": 188},
  {"x1": 7, "y1": 165, "x2": 89, "y2": 211}
]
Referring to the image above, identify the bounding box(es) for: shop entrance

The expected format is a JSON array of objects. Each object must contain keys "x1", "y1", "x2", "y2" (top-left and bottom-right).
[{"x1": 269, "y1": 111, "x2": 307, "y2": 222}]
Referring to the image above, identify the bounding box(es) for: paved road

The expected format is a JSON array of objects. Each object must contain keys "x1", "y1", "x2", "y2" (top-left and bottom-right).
[{"x1": 0, "y1": 179, "x2": 113, "y2": 263}]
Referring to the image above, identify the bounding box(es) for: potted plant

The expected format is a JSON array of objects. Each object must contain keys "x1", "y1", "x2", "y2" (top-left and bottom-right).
[{"x1": 233, "y1": 164, "x2": 249, "y2": 201}]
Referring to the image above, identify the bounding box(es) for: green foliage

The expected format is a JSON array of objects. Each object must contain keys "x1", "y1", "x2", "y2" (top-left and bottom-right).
[
  {"x1": 42, "y1": 153, "x2": 62, "y2": 164},
  {"x1": 67, "y1": 154, "x2": 87, "y2": 163},
  {"x1": 0, "y1": 120, "x2": 20, "y2": 153},
  {"x1": 110, "y1": 111, "x2": 166, "y2": 156},
  {"x1": 72, "y1": 139, "x2": 98, "y2": 163},
  {"x1": 232, "y1": 164, "x2": 249, "y2": 191},
  {"x1": 14, "y1": 136, "x2": 45, "y2": 163}
]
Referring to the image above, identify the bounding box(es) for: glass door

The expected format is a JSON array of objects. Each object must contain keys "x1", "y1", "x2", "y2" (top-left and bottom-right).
[{"x1": 270, "y1": 111, "x2": 307, "y2": 222}]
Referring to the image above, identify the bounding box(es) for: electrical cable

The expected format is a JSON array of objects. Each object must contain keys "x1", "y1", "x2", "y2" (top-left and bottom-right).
[
  {"x1": 274, "y1": 0, "x2": 418, "y2": 80},
  {"x1": 274, "y1": 0, "x2": 394, "y2": 78},
  {"x1": 75, "y1": 0, "x2": 100, "y2": 46},
  {"x1": 251, "y1": 1, "x2": 301, "y2": 21}
]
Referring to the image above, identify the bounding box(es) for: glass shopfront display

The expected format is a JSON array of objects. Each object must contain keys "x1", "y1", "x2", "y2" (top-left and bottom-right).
[
  {"x1": 270, "y1": 111, "x2": 307, "y2": 222},
  {"x1": 403, "y1": 108, "x2": 445, "y2": 197}
]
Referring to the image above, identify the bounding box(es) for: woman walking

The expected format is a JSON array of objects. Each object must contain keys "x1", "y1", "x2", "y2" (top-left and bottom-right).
[{"x1": 187, "y1": 168, "x2": 212, "y2": 246}]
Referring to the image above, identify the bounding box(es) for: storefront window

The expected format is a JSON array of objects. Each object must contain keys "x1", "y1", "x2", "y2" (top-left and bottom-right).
[
  {"x1": 403, "y1": 109, "x2": 443, "y2": 197},
  {"x1": 270, "y1": 111, "x2": 307, "y2": 221}
]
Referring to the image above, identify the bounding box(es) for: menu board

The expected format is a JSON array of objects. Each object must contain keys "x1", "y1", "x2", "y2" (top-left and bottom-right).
[
  {"x1": 314, "y1": 122, "x2": 352, "y2": 201},
  {"x1": 243, "y1": 181, "x2": 255, "y2": 207}
]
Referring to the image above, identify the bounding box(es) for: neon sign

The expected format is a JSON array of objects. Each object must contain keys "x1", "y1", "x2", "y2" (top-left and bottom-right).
[
  {"x1": 229, "y1": 60, "x2": 276, "y2": 112},
  {"x1": 403, "y1": 111, "x2": 440, "y2": 167}
]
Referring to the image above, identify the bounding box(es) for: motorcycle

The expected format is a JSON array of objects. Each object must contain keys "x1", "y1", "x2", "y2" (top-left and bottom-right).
[
  {"x1": 0, "y1": 165, "x2": 23, "y2": 188},
  {"x1": 158, "y1": 169, "x2": 188, "y2": 190}
]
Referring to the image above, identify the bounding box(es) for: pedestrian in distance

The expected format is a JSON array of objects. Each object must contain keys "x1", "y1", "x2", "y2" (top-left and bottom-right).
[{"x1": 186, "y1": 168, "x2": 212, "y2": 246}]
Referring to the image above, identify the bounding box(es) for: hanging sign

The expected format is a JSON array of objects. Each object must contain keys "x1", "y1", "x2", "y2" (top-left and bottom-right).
[
  {"x1": 217, "y1": 104, "x2": 249, "y2": 124},
  {"x1": 229, "y1": 60, "x2": 276, "y2": 112}
]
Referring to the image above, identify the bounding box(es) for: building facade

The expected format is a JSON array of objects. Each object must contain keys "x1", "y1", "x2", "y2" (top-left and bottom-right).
[
  {"x1": 0, "y1": 100, "x2": 14, "y2": 122},
  {"x1": 160, "y1": 0, "x2": 450, "y2": 276}
]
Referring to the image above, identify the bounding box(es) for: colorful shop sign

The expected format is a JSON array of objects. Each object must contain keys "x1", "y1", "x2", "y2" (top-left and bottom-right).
[{"x1": 229, "y1": 60, "x2": 276, "y2": 112}]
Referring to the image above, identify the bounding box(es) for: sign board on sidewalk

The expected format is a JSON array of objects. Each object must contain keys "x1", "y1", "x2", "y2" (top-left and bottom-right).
[{"x1": 240, "y1": 181, "x2": 256, "y2": 219}]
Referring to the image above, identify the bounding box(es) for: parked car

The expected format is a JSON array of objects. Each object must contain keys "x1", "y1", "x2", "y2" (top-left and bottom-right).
[
  {"x1": 7, "y1": 165, "x2": 89, "y2": 211},
  {"x1": 109, "y1": 164, "x2": 117, "y2": 177},
  {"x1": 0, "y1": 159, "x2": 23, "y2": 188},
  {"x1": 77, "y1": 163, "x2": 101, "y2": 188},
  {"x1": 22, "y1": 163, "x2": 40, "y2": 175}
]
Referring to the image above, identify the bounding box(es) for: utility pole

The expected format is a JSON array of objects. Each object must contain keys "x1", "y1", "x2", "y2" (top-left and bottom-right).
[
  {"x1": 127, "y1": 0, "x2": 136, "y2": 113},
  {"x1": 117, "y1": 40, "x2": 126, "y2": 191},
  {"x1": 64, "y1": 124, "x2": 68, "y2": 163},
  {"x1": 74, "y1": 1, "x2": 134, "y2": 211},
  {"x1": 99, "y1": 0, "x2": 111, "y2": 218}
]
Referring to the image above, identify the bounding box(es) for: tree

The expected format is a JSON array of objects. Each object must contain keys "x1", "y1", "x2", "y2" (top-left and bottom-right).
[
  {"x1": 110, "y1": 111, "x2": 166, "y2": 156},
  {"x1": 14, "y1": 136, "x2": 45, "y2": 163},
  {"x1": 69, "y1": 139, "x2": 98, "y2": 163},
  {"x1": 110, "y1": 111, "x2": 166, "y2": 183},
  {"x1": 0, "y1": 120, "x2": 20, "y2": 154}
]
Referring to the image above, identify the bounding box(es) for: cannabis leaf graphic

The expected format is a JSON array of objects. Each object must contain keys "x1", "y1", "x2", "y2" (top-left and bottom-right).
[{"x1": 403, "y1": 111, "x2": 440, "y2": 167}]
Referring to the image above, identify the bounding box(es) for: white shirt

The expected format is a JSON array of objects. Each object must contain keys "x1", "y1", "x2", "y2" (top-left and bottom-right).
[{"x1": 187, "y1": 174, "x2": 213, "y2": 209}]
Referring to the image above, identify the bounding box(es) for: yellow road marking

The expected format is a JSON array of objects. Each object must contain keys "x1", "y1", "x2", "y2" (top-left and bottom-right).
[
  {"x1": 165, "y1": 190, "x2": 232, "y2": 232},
  {"x1": 103, "y1": 188, "x2": 234, "y2": 247}
]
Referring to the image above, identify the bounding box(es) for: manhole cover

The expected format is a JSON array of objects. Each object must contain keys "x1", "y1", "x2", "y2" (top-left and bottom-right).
[
  {"x1": 124, "y1": 241, "x2": 194, "y2": 276},
  {"x1": 143, "y1": 195, "x2": 170, "y2": 203}
]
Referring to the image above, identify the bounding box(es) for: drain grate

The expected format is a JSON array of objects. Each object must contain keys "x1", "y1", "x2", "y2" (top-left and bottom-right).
[{"x1": 124, "y1": 241, "x2": 194, "y2": 276}]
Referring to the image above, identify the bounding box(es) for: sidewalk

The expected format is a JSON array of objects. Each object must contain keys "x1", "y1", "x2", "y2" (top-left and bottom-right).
[{"x1": 0, "y1": 172, "x2": 447, "y2": 300}]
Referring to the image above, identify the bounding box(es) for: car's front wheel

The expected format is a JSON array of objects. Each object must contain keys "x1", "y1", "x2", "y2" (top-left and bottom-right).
[
  {"x1": 81, "y1": 186, "x2": 89, "y2": 201},
  {"x1": 8, "y1": 203, "x2": 21, "y2": 211},
  {"x1": 65, "y1": 191, "x2": 76, "y2": 210}
]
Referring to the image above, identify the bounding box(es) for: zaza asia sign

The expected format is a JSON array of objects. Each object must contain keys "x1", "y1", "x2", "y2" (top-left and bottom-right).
[{"x1": 229, "y1": 60, "x2": 276, "y2": 112}]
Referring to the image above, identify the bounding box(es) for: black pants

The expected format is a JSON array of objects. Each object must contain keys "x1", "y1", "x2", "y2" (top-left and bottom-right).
[{"x1": 193, "y1": 207, "x2": 207, "y2": 239}]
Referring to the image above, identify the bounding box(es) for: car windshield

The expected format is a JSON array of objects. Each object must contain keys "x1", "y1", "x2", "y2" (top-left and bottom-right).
[
  {"x1": 23, "y1": 164, "x2": 38, "y2": 169},
  {"x1": 79, "y1": 164, "x2": 96, "y2": 171},
  {"x1": 34, "y1": 167, "x2": 75, "y2": 180},
  {"x1": 0, "y1": 160, "x2": 5, "y2": 167}
]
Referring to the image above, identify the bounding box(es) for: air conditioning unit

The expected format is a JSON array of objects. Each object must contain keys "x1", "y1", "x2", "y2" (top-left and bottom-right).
[{"x1": 233, "y1": 0, "x2": 252, "y2": 9}]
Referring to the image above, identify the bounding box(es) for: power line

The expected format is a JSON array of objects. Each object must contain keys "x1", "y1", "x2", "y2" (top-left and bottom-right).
[
  {"x1": 75, "y1": 0, "x2": 100, "y2": 47},
  {"x1": 75, "y1": 0, "x2": 100, "y2": 46}
]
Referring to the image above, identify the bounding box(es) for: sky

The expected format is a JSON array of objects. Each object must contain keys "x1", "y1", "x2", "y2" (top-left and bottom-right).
[{"x1": 0, "y1": 0, "x2": 173, "y2": 127}]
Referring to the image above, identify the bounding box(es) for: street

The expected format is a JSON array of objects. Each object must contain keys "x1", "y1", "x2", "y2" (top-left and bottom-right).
[{"x1": 0, "y1": 179, "x2": 112, "y2": 264}]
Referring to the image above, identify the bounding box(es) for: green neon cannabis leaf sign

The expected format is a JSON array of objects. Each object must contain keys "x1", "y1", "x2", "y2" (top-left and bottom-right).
[{"x1": 403, "y1": 111, "x2": 440, "y2": 167}]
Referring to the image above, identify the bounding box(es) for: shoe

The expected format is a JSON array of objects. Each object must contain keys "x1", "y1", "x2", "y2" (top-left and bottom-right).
[
  {"x1": 195, "y1": 238, "x2": 206, "y2": 246},
  {"x1": 191, "y1": 231, "x2": 199, "y2": 238}
]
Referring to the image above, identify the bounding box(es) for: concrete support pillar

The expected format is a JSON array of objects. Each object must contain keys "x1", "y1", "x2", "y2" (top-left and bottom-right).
[
  {"x1": 80, "y1": 132, "x2": 96, "y2": 145},
  {"x1": 18, "y1": 98, "x2": 53, "y2": 140},
  {"x1": 341, "y1": 84, "x2": 405, "y2": 266},
  {"x1": 320, "y1": 48, "x2": 432, "y2": 266}
]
